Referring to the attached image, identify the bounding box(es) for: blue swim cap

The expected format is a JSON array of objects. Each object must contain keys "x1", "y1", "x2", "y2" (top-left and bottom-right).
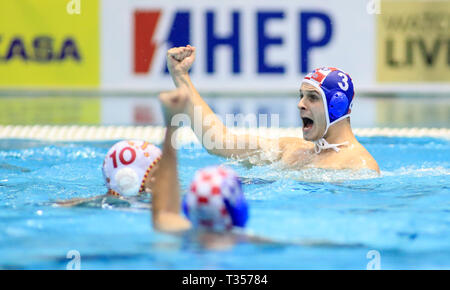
[
  {"x1": 182, "y1": 166, "x2": 248, "y2": 232},
  {"x1": 302, "y1": 67, "x2": 355, "y2": 137}
]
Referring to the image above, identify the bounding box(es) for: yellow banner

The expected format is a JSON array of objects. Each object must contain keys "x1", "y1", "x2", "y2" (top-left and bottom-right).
[
  {"x1": 377, "y1": 0, "x2": 450, "y2": 82},
  {"x1": 0, "y1": 97, "x2": 100, "y2": 125},
  {"x1": 0, "y1": 0, "x2": 99, "y2": 87}
]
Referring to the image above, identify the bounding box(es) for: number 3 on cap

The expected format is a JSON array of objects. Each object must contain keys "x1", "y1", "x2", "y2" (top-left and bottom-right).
[
  {"x1": 109, "y1": 147, "x2": 137, "y2": 168},
  {"x1": 337, "y1": 72, "x2": 349, "y2": 91}
]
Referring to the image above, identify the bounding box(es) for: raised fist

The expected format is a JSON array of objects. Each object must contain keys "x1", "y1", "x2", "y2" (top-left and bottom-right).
[
  {"x1": 158, "y1": 87, "x2": 190, "y2": 118},
  {"x1": 166, "y1": 45, "x2": 196, "y2": 77}
]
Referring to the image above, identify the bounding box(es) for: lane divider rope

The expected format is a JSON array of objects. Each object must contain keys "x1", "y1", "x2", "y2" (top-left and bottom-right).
[{"x1": 0, "y1": 125, "x2": 449, "y2": 143}]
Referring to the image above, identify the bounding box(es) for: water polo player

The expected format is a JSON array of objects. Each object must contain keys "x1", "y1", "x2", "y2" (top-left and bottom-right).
[
  {"x1": 152, "y1": 89, "x2": 272, "y2": 248},
  {"x1": 102, "y1": 140, "x2": 161, "y2": 196},
  {"x1": 56, "y1": 140, "x2": 161, "y2": 207},
  {"x1": 152, "y1": 88, "x2": 360, "y2": 250},
  {"x1": 165, "y1": 45, "x2": 379, "y2": 173}
]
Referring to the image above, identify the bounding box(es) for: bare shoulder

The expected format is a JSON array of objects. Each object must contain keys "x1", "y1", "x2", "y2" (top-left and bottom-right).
[
  {"x1": 277, "y1": 137, "x2": 313, "y2": 150},
  {"x1": 272, "y1": 137, "x2": 314, "y2": 166},
  {"x1": 344, "y1": 143, "x2": 380, "y2": 173}
]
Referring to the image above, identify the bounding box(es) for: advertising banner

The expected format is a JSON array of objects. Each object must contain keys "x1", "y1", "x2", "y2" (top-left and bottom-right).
[
  {"x1": 101, "y1": 0, "x2": 375, "y2": 93},
  {"x1": 0, "y1": 0, "x2": 100, "y2": 88},
  {"x1": 0, "y1": 0, "x2": 448, "y2": 93},
  {"x1": 377, "y1": 0, "x2": 450, "y2": 83}
]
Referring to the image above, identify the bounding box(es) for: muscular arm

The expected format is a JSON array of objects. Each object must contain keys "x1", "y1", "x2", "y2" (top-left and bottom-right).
[
  {"x1": 55, "y1": 194, "x2": 110, "y2": 207},
  {"x1": 167, "y1": 46, "x2": 281, "y2": 161},
  {"x1": 151, "y1": 90, "x2": 192, "y2": 233}
]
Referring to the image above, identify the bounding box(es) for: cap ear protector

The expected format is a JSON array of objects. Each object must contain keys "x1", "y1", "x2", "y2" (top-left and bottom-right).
[
  {"x1": 223, "y1": 190, "x2": 248, "y2": 227},
  {"x1": 182, "y1": 195, "x2": 190, "y2": 217},
  {"x1": 114, "y1": 167, "x2": 140, "y2": 196},
  {"x1": 328, "y1": 91, "x2": 349, "y2": 121}
]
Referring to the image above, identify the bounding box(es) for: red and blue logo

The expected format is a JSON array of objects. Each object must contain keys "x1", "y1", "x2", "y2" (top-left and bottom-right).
[{"x1": 133, "y1": 9, "x2": 333, "y2": 75}]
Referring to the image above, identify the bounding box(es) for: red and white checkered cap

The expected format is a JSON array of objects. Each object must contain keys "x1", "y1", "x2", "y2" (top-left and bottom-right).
[{"x1": 183, "y1": 166, "x2": 247, "y2": 232}]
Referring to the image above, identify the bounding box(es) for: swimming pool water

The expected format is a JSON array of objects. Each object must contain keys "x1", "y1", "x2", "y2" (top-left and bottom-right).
[{"x1": 0, "y1": 137, "x2": 449, "y2": 269}]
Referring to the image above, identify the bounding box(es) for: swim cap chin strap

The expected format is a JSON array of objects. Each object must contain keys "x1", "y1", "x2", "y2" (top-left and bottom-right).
[{"x1": 314, "y1": 138, "x2": 348, "y2": 154}]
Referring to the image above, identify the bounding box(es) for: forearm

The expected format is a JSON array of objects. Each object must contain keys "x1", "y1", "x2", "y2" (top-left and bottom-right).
[
  {"x1": 152, "y1": 126, "x2": 180, "y2": 219},
  {"x1": 152, "y1": 125, "x2": 192, "y2": 233},
  {"x1": 55, "y1": 195, "x2": 108, "y2": 207},
  {"x1": 172, "y1": 74, "x2": 268, "y2": 159},
  {"x1": 172, "y1": 73, "x2": 218, "y2": 124}
]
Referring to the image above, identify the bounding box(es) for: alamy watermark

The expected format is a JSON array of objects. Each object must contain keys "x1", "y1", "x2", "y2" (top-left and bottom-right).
[
  {"x1": 67, "y1": 0, "x2": 81, "y2": 15},
  {"x1": 66, "y1": 250, "x2": 81, "y2": 270},
  {"x1": 366, "y1": 250, "x2": 381, "y2": 270},
  {"x1": 168, "y1": 105, "x2": 281, "y2": 152},
  {"x1": 366, "y1": 0, "x2": 381, "y2": 15}
]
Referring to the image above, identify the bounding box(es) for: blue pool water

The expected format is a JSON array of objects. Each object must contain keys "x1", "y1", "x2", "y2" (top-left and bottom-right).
[{"x1": 0, "y1": 137, "x2": 449, "y2": 269}]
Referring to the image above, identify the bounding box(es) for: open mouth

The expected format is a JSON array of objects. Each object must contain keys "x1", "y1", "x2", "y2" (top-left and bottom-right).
[{"x1": 302, "y1": 117, "x2": 314, "y2": 131}]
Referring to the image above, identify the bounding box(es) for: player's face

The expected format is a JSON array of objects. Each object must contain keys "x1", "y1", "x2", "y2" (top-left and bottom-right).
[{"x1": 298, "y1": 83, "x2": 327, "y2": 141}]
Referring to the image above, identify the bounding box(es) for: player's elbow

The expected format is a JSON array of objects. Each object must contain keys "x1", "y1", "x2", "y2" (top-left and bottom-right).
[{"x1": 153, "y1": 212, "x2": 192, "y2": 233}]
